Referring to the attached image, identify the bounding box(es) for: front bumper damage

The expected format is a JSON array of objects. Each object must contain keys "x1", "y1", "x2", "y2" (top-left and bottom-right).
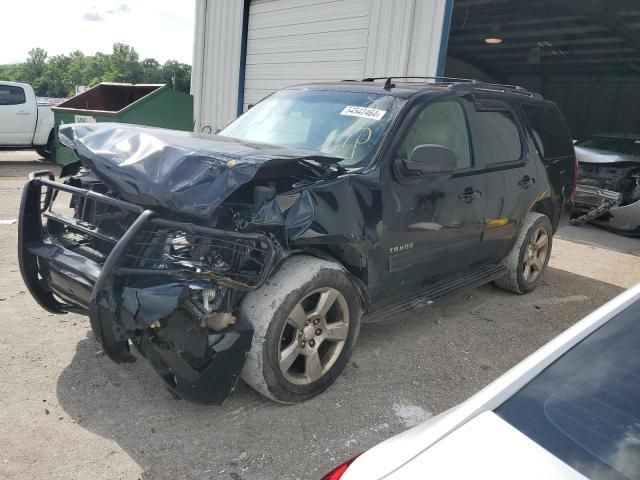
[
  {"x1": 18, "y1": 171, "x2": 280, "y2": 404},
  {"x1": 574, "y1": 184, "x2": 640, "y2": 235}
]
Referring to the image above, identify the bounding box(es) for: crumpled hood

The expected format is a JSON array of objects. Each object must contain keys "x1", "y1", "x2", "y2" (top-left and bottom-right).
[{"x1": 59, "y1": 122, "x2": 325, "y2": 218}]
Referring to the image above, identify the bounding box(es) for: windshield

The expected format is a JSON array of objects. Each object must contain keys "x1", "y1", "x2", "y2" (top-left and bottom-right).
[
  {"x1": 576, "y1": 137, "x2": 640, "y2": 157},
  {"x1": 220, "y1": 89, "x2": 405, "y2": 167}
]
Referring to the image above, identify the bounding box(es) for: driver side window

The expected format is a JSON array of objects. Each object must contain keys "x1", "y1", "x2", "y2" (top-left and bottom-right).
[{"x1": 398, "y1": 101, "x2": 472, "y2": 169}]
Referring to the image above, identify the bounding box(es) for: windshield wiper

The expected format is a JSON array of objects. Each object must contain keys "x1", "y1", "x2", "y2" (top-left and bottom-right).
[{"x1": 300, "y1": 155, "x2": 347, "y2": 177}]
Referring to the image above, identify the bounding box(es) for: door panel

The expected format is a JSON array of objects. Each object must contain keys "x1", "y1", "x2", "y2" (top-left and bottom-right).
[
  {"x1": 381, "y1": 173, "x2": 484, "y2": 299},
  {"x1": 468, "y1": 98, "x2": 540, "y2": 266},
  {"x1": 478, "y1": 165, "x2": 538, "y2": 265},
  {"x1": 377, "y1": 98, "x2": 484, "y2": 302},
  {"x1": 0, "y1": 84, "x2": 32, "y2": 145}
]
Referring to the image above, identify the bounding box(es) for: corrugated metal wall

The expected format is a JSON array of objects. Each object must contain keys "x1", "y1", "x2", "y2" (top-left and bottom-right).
[
  {"x1": 244, "y1": 0, "x2": 371, "y2": 110},
  {"x1": 192, "y1": 0, "x2": 447, "y2": 132},
  {"x1": 365, "y1": 0, "x2": 419, "y2": 77},
  {"x1": 191, "y1": 0, "x2": 244, "y2": 132},
  {"x1": 407, "y1": 0, "x2": 449, "y2": 77}
]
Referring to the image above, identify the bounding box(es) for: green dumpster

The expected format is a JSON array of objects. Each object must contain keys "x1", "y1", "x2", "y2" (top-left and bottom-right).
[{"x1": 52, "y1": 83, "x2": 193, "y2": 165}]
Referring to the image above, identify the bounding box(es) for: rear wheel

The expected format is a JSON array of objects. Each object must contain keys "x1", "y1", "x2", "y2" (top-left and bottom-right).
[
  {"x1": 494, "y1": 212, "x2": 552, "y2": 294},
  {"x1": 240, "y1": 256, "x2": 361, "y2": 403}
]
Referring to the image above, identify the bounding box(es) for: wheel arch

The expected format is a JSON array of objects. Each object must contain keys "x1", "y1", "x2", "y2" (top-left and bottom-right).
[
  {"x1": 239, "y1": 253, "x2": 362, "y2": 403},
  {"x1": 284, "y1": 247, "x2": 371, "y2": 309},
  {"x1": 531, "y1": 197, "x2": 560, "y2": 232}
]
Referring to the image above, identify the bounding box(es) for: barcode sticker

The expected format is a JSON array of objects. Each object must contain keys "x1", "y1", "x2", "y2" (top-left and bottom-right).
[{"x1": 340, "y1": 106, "x2": 386, "y2": 121}]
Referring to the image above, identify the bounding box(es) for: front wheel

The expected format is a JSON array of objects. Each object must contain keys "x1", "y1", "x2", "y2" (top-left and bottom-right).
[
  {"x1": 494, "y1": 212, "x2": 553, "y2": 294},
  {"x1": 240, "y1": 256, "x2": 361, "y2": 403}
]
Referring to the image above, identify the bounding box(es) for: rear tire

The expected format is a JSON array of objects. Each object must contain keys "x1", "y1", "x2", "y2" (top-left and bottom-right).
[
  {"x1": 35, "y1": 131, "x2": 54, "y2": 161},
  {"x1": 240, "y1": 256, "x2": 361, "y2": 404},
  {"x1": 494, "y1": 212, "x2": 552, "y2": 294}
]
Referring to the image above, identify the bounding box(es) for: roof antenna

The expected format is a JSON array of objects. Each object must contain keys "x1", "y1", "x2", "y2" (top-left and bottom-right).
[{"x1": 383, "y1": 77, "x2": 395, "y2": 90}]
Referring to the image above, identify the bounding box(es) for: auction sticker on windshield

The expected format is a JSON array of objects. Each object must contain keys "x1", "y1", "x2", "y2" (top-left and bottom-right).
[{"x1": 340, "y1": 106, "x2": 386, "y2": 120}]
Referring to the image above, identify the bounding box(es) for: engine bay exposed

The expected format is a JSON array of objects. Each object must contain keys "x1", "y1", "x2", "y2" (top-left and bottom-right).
[
  {"x1": 57, "y1": 154, "x2": 327, "y2": 291},
  {"x1": 577, "y1": 162, "x2": 640, "y2": 207}
]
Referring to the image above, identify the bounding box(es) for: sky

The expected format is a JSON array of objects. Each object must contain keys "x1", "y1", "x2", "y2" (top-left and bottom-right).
[{"x1": 0, "y1": 0, "x2": 195, "y2": 64}]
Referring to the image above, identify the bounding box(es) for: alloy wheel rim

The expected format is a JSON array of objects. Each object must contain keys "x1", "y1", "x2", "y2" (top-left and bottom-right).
[
  {"x1": 522, "y1": 226, "x2": 549, "y2": 283},
  {"x1": 278, "y1": 287, "x2": 349, "y2": 385}
]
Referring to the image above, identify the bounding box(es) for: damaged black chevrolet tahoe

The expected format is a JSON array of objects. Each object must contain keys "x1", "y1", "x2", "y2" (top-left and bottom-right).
[{"x1": 19, "y1": 78, "x2": 575, "y2": 404}]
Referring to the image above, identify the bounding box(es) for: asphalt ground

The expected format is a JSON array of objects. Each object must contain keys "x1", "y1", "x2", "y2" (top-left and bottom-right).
[{"x1": 1, "y1": 152, "x2": 639, "y2": 480}]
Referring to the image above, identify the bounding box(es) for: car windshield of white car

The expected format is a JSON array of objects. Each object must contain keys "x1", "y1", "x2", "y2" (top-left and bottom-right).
[
  {"x1": 496, "y1": 300, "x2": 640, "y2": 480},
  {"x1": 219, "y1": 89, "x2": 405, "y2": 168}
]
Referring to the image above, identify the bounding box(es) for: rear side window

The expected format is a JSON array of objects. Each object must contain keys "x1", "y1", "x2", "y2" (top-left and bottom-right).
[
  {"x1": 474, "y1": 110, "x2": 522, "y2": 165},
  {"x1": 496, "y1": 300, "x2": 640, "y2": 480},
  {"x1": 0, "y1": 85, "x2": 26, "y2": 105},
  {"x1": 523, "y1": 104, "x2": 573, "y2": 159}
]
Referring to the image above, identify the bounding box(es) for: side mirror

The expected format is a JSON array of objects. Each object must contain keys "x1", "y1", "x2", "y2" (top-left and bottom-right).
[{"x1": 400, "y1": 144, "x2": 457, "y2": 175}]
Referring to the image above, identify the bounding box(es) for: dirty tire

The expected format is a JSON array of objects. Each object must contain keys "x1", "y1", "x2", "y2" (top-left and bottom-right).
[
  {"x1": 35, "y1": 147, "x2": 51, "y2": 160},
  {"x1": 494, "y1": 212, "x2": 553, "y2": 294},
  {"x1": 36, "y1": 131, "x2": 54, "y2": 161},
  {"x1": 240, "y1": 256, "x2": 361, "y2": 404}
]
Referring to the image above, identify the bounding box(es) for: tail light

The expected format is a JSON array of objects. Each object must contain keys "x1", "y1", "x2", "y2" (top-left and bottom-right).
[
  {"x1": 321, "y1": 454, "x2": 361, "y2": 480},
  {"x1": 570, "y1": 154, "x2": 579, "y2": 199}
]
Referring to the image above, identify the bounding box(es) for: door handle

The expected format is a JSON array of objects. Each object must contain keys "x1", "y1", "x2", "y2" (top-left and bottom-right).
[
  {"x1": 518, "y1": 175, "x2": 535, "y2": 189},
  {"x1": 458, "y1": 187, "x2": 482, "y2": 204},
  {"x1": 16, "y1": 111, "x2": 31, "y2": 115}
]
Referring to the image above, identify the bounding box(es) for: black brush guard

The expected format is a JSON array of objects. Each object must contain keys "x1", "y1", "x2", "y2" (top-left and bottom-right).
[{"x1": 18, "y1": 171, "x2": 278, "y2": 404}]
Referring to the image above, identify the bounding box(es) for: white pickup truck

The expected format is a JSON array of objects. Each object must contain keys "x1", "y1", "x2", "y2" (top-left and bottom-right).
[{"x1": 0, "y1": 81, "x2": 55, "y2": 159}]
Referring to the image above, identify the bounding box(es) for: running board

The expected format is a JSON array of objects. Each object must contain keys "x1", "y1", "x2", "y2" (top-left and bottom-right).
[{"x1": 364, "y1": 264, "x2": 505, "y2": 323}]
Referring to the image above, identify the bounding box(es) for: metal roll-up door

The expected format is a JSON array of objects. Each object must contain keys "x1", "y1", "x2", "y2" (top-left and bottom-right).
[{"x1": 243, "y1": 0, "x2": 372, "y2": 111}]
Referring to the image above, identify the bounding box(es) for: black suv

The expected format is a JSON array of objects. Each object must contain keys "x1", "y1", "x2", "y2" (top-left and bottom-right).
[{"x1": 19, "y1": 78, "x2": 575, "y2": 404}]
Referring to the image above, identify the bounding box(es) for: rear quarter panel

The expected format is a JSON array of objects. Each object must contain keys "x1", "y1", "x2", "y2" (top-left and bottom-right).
[
  {"x1": 33, "y1": 105, "x2": 54, "y2": 146},
  {"x1": 517, "y1": 101, "x2": 575, "y2": 231},
  {"x1": 534, "y1": 154, "x2": 574, "y2": 231}
]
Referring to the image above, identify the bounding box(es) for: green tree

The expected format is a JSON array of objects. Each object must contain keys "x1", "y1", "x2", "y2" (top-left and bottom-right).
[
  {"x1": 0, "y1": 64, "x2": 23, "y2": 83},
  {"x1": 23, "y1": 48, "x2": 48, "y2": 94},
  {"x1": 83, "y1": 52, "x2": 110, "y2": 87},
  {"x1": 45, "y1": 54, "x2": 72, "y2": 97},
  {"x1": 160, "y1": 60, "x2": 192, "y2": 92},
  {"x1": 0, "y1": 43, "x2": 191, "y2": 97},
  {"x1": 140, "y1": 58, "x2": 162, "y2": 83},
  {"x1": 108, "y1": 43, "x2": 141, "y2": 83},
  {"x1": 61, "y1": 51, "x2": 89, "y2": 96}
]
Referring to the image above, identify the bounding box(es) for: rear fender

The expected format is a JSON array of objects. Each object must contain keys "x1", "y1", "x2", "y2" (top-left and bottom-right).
[{"x1": 532, "y1": 197, "x2": 559, "y2": 231}]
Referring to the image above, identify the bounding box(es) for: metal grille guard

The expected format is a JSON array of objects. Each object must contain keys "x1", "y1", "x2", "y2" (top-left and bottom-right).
[
  {"x1": 20, "y1": 171, "x2": 278, "y2": 300},
  {"x1": 18, "y1": 171, "x2": 269, "y2": 403}
]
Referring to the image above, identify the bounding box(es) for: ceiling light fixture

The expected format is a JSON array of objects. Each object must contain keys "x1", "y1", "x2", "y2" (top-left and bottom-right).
[{"x1": 484, "y1": 26, "x2": 503, "y2": 45}]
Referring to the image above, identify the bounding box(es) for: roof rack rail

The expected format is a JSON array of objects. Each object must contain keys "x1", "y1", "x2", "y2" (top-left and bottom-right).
[
  {"x1": 359, "y1": 76, "x2": 542, "y2": 99},
  {"x1": 362, "y1": 76, "x2": 478, "y2": 84}
]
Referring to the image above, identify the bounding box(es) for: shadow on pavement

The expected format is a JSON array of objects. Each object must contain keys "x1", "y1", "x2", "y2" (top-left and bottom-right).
[{"x1": 56, "y1": 267, "x2": 623, "y2": 479}]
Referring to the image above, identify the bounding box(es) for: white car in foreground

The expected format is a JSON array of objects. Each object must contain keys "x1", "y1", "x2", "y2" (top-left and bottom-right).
[{"x1": 323, "y1": 284, "x2": 640, "y2": 480}]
